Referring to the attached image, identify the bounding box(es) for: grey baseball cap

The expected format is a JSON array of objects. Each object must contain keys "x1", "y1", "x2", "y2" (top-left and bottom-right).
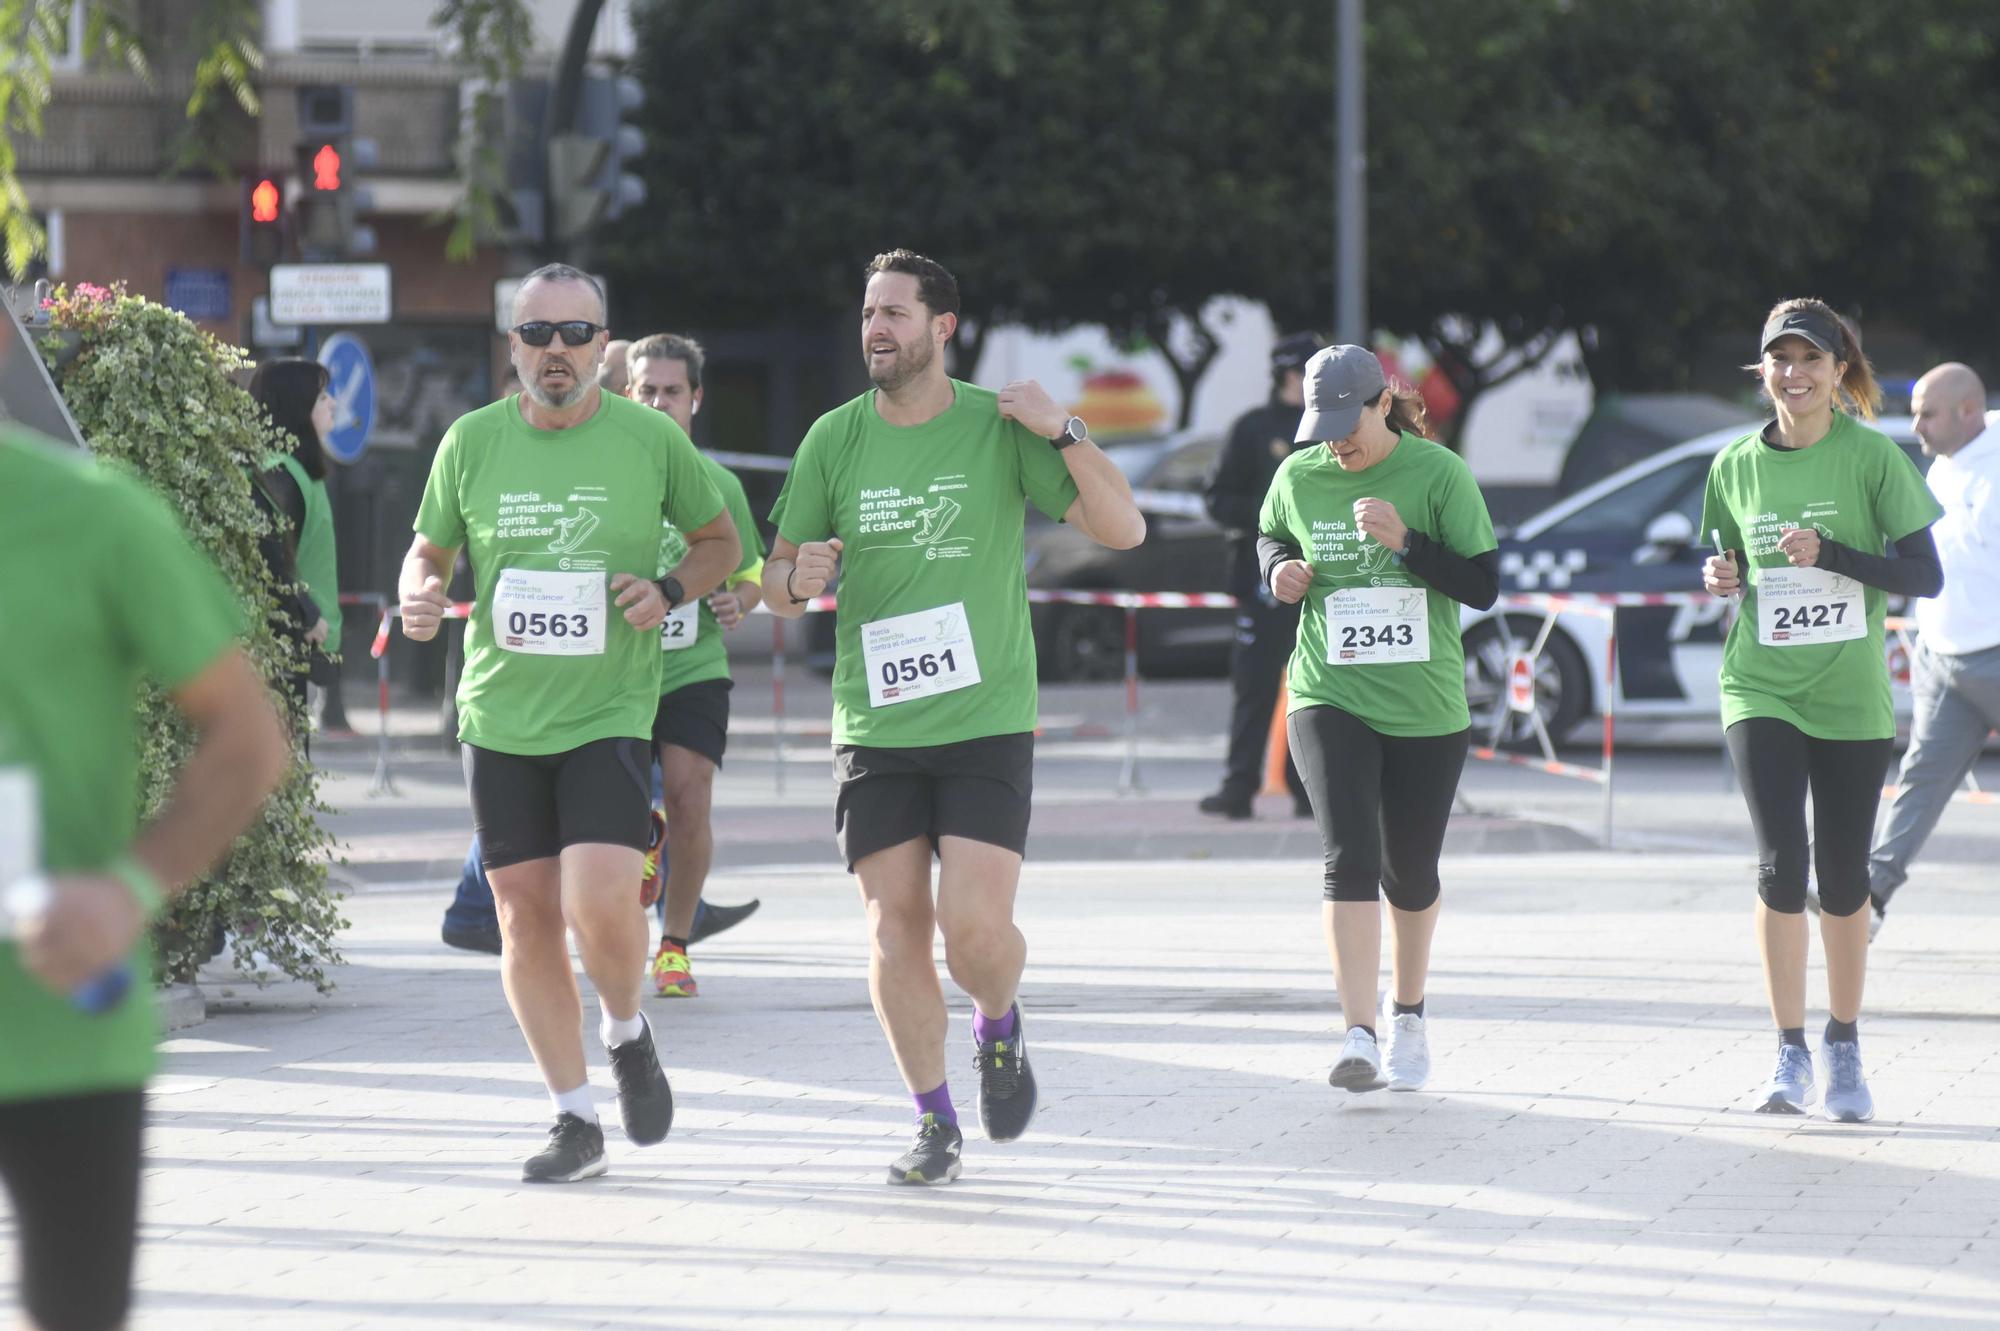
[
  {"x1": 1295, "y1": 344, "x2": 1387, "y2": 443},
  {"x1": 1760, "y1": 307, "x2": 1843, "y2": 357}
]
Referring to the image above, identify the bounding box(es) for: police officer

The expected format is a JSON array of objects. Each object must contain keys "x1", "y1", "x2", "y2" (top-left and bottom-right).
[{"x1": 1198, "y1": 331, "x2": 1322, "y2": 820}]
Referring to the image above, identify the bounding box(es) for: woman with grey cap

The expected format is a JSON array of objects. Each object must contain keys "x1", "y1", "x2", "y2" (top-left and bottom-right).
[
  {"x1": 1699, "y1": 298, "x2": 1942, "y2": 1124},
  {"x1": 1255, "y1": 345, "x2": 1498, "y2": 1094}
]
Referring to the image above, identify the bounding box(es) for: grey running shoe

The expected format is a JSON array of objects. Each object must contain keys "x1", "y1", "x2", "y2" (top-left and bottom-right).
[
  {"x1": 606, "y1": 1016, "x2": 675, "y2": 1146},
  {"x1": 975, "y1": 1004, "x2": 1038, "y2": 1142},
  {"x1": 522, "y1": 1113, "x2": 607, "y2": 1183},
  {"x1": 887, "y1": 1114, "x2": 963, "y2": 1185},
  {"x1": 1756, "y1": 1042, "x2": 1817, "y2": 1115},
  {"x1": 1822, "y1": 1040, "x2": 1875, "y2": 1123}
]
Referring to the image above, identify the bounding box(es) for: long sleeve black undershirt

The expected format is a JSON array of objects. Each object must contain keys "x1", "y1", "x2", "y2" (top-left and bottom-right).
[
  {"x1": 1815, "y1": 527, "x2": 1943, "y2": 598},
  {"x1": 1257, "y1": 531, "x2": 1501, "y2": 610}
]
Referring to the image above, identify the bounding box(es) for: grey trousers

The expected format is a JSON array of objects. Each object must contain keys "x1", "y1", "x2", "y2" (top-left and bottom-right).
[{"x1": 1869, "y1": 640, "x2": 2000, "y2": 903}]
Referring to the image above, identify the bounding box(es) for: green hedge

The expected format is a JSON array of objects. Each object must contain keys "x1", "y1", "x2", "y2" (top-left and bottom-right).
[{"x1": 42, "y1": 283, "x2": 346, "y2": 990}]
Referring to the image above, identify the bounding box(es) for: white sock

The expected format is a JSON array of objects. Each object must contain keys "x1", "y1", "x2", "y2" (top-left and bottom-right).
[
  {"x1": 550, "y1": 1083, "x2": 597, "y2": 1122},
  {"x1": 600, "y1": 1007, "x2": 646, "y2": 1049}
]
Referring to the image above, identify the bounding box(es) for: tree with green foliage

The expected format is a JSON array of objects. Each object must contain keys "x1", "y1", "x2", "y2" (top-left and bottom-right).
[
  {"x1": 611, "y1": 0, "x2": 1325, "y2": 429},
  {"x1": 40, "y1": 282, "x2": 346, "y2": 989}
]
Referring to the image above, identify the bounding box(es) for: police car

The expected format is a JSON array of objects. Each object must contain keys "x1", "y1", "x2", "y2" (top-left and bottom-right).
[{"x1": 1464, "y1": 414, "x2": 1960, "y2": 746}]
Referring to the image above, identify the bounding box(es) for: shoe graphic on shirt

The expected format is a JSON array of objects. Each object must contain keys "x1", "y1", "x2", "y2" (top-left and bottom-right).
[
  {"x1": 548, "y1": 508, "x2": 601, "y2": 554},
  {"x1": 914, "y1": 495, "x2": 961, "y2": 545}
]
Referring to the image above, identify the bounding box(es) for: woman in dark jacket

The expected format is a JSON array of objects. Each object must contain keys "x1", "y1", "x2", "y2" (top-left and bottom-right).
[{"x1": 250, "y1": 359, "x2": 345, "y2": 735}]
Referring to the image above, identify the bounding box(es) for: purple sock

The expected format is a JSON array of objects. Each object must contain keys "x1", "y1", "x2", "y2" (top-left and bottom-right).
[
  {"x1": 973, "y1": 1004, "x2": 1017, "y2": 1044},
  {"x1": 913, "y1": 1081, "x2": 956, "y2": 1124}
]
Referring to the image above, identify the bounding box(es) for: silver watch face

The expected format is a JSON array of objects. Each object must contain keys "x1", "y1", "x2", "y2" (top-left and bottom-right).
[{"x1": 1064, "y1": 416, "x2": 1087, "y2": 443}]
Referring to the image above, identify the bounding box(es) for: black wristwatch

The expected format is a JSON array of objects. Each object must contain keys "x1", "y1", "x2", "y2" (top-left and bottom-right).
[
  {"x1": 1049, "y1": 415, "x2": 1087, "y2": 450},
  {"x1": 655, "y1": 575, "x2": 685, "y2": 611}
]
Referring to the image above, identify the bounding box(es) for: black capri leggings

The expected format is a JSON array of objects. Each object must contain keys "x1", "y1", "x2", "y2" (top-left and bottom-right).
[
  {"x1": 1287, "y1": 704, "x2": 1470, "y2": 910},
  {"x1": 0, "y1": 1089, "x2": 144, "y2": 1331},
  {"x1": 1725, "y1": 717, "x2": 1893, "y2": 917}
]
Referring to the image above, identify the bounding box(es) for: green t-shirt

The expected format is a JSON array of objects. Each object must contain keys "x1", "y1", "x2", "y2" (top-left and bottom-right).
[
  {"x1": 268, "y1": 451, "x2": 341, "y2": 644},
  {"x1": 657, "y1": 453, "x2": 766, "y2": 694},
  {"x1": 0, "y1": 431, "x2": 242, "y2": 1103},
  {"x1": 1259, "y1": 433, "x2": 1497, "y2": 737},
  {"x1": 414, "y1": 393, "x2": 724, "y2": 755},
  {"x1": 1699, "y1": 413, "x2": 1943, "y2": 740},
  {"x1": 772, "y1": 381, "x2": 1080, "y2": 748}
]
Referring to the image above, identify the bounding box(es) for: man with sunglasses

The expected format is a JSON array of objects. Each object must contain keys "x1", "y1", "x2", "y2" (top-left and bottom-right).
[
  {"x1": 400, "y1": 264, "x2": 742, "y2": 1183},
  {"x1": 765, "y1": 250, "x2": 1146, "y2": 1185}
]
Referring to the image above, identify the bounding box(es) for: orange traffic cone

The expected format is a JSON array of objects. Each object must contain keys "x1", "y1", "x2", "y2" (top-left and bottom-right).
[{"x1": 1260, "y1": 680, "x2": 1290, "y2": 796}]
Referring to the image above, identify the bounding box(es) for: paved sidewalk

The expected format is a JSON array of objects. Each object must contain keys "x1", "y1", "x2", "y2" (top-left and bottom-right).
[{"x1": 9, "y1": 853, "x2": 2000, "y2": 1330}]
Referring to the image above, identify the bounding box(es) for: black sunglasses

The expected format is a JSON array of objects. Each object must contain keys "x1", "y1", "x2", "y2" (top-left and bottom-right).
[{"x1": 511, "y1": 320, "x2": 606, "y2": 348}]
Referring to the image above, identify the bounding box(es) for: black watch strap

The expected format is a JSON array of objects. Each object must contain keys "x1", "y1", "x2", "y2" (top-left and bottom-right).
[{"x1": 655, "y1": 575, "x2": 685, "y2": 610}]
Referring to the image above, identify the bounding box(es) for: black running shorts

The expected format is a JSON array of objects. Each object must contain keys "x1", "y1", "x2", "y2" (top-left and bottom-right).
[
  {"x1": 0, "y1": 1088, "x2": 144, "y2": 1331},
  {"x1": 833, "y1": 731, "x2": 1035, "y2": 870},
  {"x1": 652, "y1": 678, "x2": 732, "y2": 768},
  {"x1": 463, "y1": 736, "x2": 653, "y2": 870}
]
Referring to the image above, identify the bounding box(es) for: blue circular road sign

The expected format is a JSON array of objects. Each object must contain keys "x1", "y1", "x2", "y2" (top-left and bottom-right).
[{"x1": 318, "y1": 333, "x2": 377, "y2": 464}]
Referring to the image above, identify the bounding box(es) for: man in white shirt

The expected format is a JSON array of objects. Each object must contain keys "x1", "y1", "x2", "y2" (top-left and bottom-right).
[{"x1": 1867, "y1": 362, "x2": 2000, "y2": 932}]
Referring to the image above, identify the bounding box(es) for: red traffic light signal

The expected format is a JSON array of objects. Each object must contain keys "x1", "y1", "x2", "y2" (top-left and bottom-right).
[
  {"x1": 312, "y1": 144, "x2": 342, "y2": 191},
  {"x1": 250, "y1": 178, "x2": 281, "y2": 224}
]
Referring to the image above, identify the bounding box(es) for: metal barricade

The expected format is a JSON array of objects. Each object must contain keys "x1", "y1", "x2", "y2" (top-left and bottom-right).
[
  {"x1": 1467, "y1": 591, "x2": 1708, "y2": 846},
  {"x1": 762, "y1": 589, "x2": 1238, "y2": 796}
]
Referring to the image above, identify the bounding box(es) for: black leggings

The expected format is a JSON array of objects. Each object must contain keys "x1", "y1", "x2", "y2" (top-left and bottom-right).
[
  {"x1": 0, "y1": 1089, "x2": 144, "y2": 1331},
  {"x1": 1725, "y1": 717, "x2": 1892, "y2": 917},
  {"x1": 1288, "y1": 704, "x2": 1469, "y2": 909}
]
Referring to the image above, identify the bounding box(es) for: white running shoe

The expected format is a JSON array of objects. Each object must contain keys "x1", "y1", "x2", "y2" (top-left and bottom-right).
[
  {"x1": 1386, "y1": 1012, "x2": 1431, "y2": 1091},
  {"x1": 1328, "y1": 1026, "x2": 1387, "y2": 1092}
]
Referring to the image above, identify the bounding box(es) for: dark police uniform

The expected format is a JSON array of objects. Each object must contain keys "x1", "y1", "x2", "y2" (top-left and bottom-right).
[{"x1": 1202, "y1": 395, "x2": 1311, "y2": 814}]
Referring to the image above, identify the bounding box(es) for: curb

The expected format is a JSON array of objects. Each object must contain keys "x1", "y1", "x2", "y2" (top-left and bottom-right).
[{"x1": 156, "y1": 983, "x2": 206, "y2": 1032}]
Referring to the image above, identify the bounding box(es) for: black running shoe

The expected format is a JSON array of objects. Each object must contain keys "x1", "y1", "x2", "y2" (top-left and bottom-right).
[
  {"x1": 975, "y1": 1003, "x2": 1039, "y2": 1142},
  {"x1": 440, "y1": 918, "x2": 503, "y2": 955},
  {"x1": 687, "y1": 897, "x2": 761, "y2": 944},
  {"x1": 522, "y1": 1112, "x2": 607, "y2": 1183},
  {"x1": 887, "y1": 1114, "x2": 963, "y2": 1185},
  {"x1": 1197, "y1": 789, "x2": 1254, "y2": 820},
  {"x1": 606, "y1": 1016, "x2": 675, "y2": 1146}
]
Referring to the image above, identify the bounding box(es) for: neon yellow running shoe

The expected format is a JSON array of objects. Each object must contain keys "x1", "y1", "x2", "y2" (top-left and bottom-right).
[
  {"x1": 651, "y1": 942, "x2": 697, "y2": 998},
  {"x1": 639, "y1": 806, "x2": 667, "y2": 910}
]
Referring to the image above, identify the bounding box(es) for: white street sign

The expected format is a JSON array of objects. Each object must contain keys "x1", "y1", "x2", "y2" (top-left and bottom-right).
[{"x1": 269, "y1": 263, "x2": 393, "y2": 326}]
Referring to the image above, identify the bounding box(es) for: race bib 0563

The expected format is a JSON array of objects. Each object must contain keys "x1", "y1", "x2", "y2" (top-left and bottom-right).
[{"x1": 493, "y1": 568, "x2": 607, "y2": 656}]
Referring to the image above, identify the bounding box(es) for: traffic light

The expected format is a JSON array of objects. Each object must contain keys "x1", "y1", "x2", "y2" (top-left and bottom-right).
[
  {"x1": 242, "y1": 175, "x2": 286, "y2": 266},
  {"x1": 548, "y1": 75, "x2": 646, "y2": 252},
  {"x1": 293, "y1": 85, "x2": 377, "y2": 258}
]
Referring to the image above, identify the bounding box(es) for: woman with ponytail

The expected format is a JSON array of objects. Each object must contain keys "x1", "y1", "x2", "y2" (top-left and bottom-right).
[{"x1": 1699, "y1": 299, "x2": 1943, "y2": 1122}]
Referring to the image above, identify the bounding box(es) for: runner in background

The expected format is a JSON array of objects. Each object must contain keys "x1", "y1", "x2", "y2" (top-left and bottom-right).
[
  {"x1": 1257, "y1": 345, "x2": 1498, "y2": 1095},
  {"x1": 1700, "y1": 299, "x2": 1942, "y2": 1123},
  {"x1": 625, "y1": 333, "x2": 767, "y2": 997},
  {"x1": 763, "y1": 249, "x2": 1144, "y2": 1184}
]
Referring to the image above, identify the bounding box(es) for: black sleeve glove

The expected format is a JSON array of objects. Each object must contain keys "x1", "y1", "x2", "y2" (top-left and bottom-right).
[
  {"x1": 1256, "y1": 534, "x2": 1302, "y2": 592},
  {"x1": 1401, "y1": 530, "x2": 1501, "y2": 610},
  {"x1": 1814, "y1": 527, "x2": 1942, "y2": 598}
]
